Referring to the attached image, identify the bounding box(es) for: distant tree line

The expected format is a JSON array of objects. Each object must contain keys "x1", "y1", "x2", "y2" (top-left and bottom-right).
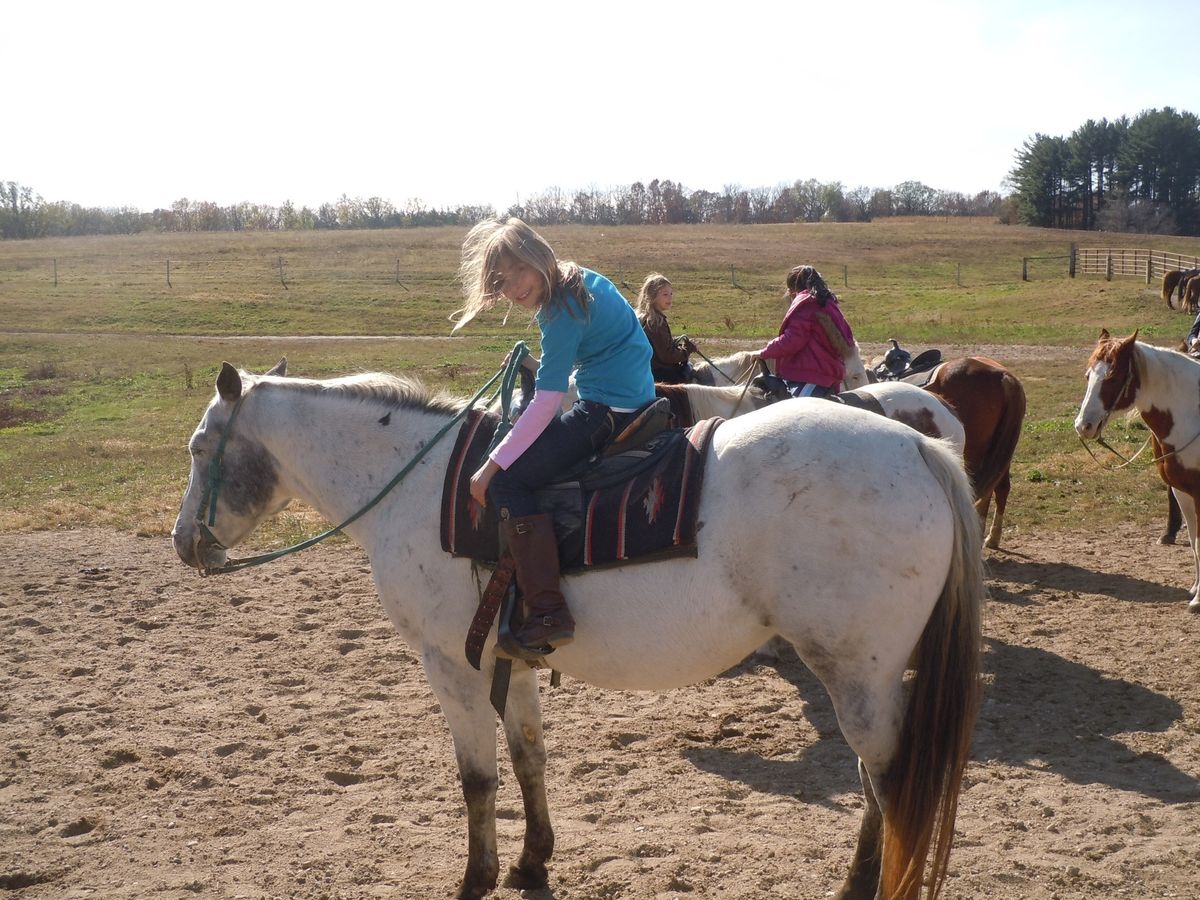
[
  {"x1": 0, "y1": 178, "x2": 1004, "y2": 240},
  {"x1": 1008, "y1": 107, "x2": 1200, "y2": 235}
]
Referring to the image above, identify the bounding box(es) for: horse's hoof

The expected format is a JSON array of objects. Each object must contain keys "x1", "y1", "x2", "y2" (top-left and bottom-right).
[
  {"x1": 1188, "y1": 599, "x2": 1200, "y2": 614},
  {"x1": 504, "y1": 861, "x2": 550, "y2": 890},
  {"x1": 1159, "y1": 534, "x2": 1176, "y2": 546}
]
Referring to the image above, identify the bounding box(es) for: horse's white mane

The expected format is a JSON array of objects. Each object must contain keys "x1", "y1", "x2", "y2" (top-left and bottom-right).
[{"x1": 253, "y1": 371, "x2": 467, "y2": 415}]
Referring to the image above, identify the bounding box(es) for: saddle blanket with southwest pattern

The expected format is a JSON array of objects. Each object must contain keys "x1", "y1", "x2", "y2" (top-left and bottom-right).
[{"x1": 440, "y1": 409, "x2": 721, "y2": 572}]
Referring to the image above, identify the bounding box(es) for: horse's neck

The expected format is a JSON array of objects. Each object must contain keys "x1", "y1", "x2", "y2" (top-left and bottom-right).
[
  {"x1": 683, "y1": 383, "x2": 763, "y2": 419},
  {"x1": 253, "y1": 389, "x2": 453, "y2": 538},
  {"x1": 714, "y1": 352, "x2": 754, "y2": 381},
  {"x1": 842, "y1": 343, "x2": 869, "y2": 389},
  {"x1": 1134, "y1": 344, "x2": 1199, "y2": 416}
]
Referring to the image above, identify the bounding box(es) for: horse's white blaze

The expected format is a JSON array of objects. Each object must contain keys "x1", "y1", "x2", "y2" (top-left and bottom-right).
[{"x1": 1074, "y1": 360, "x2": 1111, "y2": 438}]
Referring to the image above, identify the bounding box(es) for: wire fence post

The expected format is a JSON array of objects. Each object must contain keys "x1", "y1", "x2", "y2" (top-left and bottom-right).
[
  {"x1": 167, "y1": 258, "x2": 172, "y2": 288},
  {"x1": 53, "y1": 258, "x2": 57, "y2": 287},
  {"x1": 843, "y1": 264, "x2": 848, "y2": 287},
  {"x1": 1105, "y1": 252, "x2": 1113, "y2": 282},
  {"x1": 1069, "y1": 243, "x2": 1077, "y2": 278},
  {"x1": 956, "y1": 263, "x2": 962, "y2": 287},
  {"x1": 1022, "y1": 258, "x2": 1029, "y2": 282},
  {"x1": 278, "y1": 256, "x2": 289, "y2": 290}
]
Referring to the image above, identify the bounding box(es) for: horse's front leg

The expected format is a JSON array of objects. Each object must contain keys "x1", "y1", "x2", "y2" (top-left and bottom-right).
[
  {"x1": 1176, "y1": 490, "x2": 1200, "y2": 611},
  {"x1": 424, "y1": 647, "x2": 502, "y2": 900},
  {"x1": 500, "y1": 666, "x2": 555, "y2": 890}
]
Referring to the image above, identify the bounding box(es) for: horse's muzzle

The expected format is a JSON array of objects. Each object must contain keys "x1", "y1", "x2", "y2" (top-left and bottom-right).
[
  {"x1": 1074, "y1": 414, "x2": 1105, "y2": 440},
  {"x1": 172, "y1": 525, "x2": 227, "y2": 572}
]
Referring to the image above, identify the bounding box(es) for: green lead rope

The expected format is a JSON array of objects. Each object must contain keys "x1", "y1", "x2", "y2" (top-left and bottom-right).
[{"x1": 200, "y1": 342, "x2": 530, "y2": 576}]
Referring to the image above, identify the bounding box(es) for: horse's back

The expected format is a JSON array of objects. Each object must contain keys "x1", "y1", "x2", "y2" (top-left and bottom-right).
[
  {"x1": 851, "y1": 381, "x2": 967, "y2": 454},
  {"x1": 556, "y1": 399, "x2": 965, "y2": 689}
]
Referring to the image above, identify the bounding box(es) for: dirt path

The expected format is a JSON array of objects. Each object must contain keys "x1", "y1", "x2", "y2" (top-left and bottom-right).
[
  {"x1": 0, "y1": 331, "x2": 1084, "y2": 363},
  {"x1": 2, "y1": 526, "x2": 1198, "y2": 899}
]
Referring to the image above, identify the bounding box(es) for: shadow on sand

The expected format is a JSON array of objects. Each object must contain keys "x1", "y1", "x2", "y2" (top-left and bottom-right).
[{"x1": 686, "y1": 636, "x2": 1197, "y2": 806}]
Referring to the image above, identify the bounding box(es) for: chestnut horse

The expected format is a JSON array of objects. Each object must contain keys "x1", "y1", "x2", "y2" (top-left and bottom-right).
[
  {"x1": 846, "y1": 349, "x2": 1027, "y2": 550},
  {"x1": 1162, "y1": 268, "x2": 1200, "y2": 310},
  {"x1": 1076, "y1": 330, "x2": 1200, "y2": 612},
  {"x1": 1184, "y1": 275, "x2": 1200, "y2": 314}
]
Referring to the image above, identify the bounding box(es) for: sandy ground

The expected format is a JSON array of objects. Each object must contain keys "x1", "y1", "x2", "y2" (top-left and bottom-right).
[{"x1": 2, "y1": 525, "x2": 1199, "y2": 900}]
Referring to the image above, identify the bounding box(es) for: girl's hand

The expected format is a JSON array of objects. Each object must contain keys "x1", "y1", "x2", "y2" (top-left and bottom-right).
[
  {"x1": 470, "y1": 459, "x2": 501, "y2": 508},
  {"x1": 501, "y1": 351, "x2": 539, "y2": 374}
]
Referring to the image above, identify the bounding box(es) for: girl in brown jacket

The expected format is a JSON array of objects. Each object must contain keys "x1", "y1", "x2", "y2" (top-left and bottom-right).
[{"x1": 635, "y1": 273, "x2": 697, "y2": 384}]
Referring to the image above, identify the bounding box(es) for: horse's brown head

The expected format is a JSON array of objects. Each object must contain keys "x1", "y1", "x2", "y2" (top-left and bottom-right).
[{"x1": 1087, "y1": 329, "x2": 1140, "y2": 413}]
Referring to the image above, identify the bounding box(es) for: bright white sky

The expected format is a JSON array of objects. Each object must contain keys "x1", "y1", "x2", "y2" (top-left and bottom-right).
[{"x1": 8, "y1": 0, "x2": 1199, "y2": 213}]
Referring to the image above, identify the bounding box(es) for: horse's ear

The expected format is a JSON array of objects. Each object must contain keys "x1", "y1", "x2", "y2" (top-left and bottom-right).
[
  {"x1": 1098, "y1": 328, "x2": 1110, "y2": 341},
  {"x1": 1119, "y1": 330, "x2": 1139, "y2": 348},
  {"x1": 216, "y1": 363, "x2": 243, "y2": 402},
  {"x1": 264, "y1": 357, "x2": 287, "y2": 377}
]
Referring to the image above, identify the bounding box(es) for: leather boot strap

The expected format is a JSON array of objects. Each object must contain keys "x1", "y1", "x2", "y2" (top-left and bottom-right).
[{"x1": 465, "y1": 553, "x2": 516, "y2": 670}]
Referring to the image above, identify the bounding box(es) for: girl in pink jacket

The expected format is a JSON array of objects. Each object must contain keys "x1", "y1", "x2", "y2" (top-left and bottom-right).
[{"x1": 758, "y1": 265, "x2": 854, "y2": 398}]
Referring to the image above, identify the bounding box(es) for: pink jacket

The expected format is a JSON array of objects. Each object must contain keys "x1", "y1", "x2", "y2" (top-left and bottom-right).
[{"x1": 759, "y1": 292, "x2": 853, "y2": 388}]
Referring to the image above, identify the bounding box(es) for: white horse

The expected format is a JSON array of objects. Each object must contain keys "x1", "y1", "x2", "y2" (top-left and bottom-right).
[
  {"x1": 672, "y1": 380, "x2": 966, "y2": 458},
  {"x1": 1076, "y1": 330, "x2": 1200, "y2": 612},
  {"x1": 173, "y1": 360, "x2": 985, "y2": 900},
  {"x1": 691, "y1": 348, "x2": 761, "y2": 385}
]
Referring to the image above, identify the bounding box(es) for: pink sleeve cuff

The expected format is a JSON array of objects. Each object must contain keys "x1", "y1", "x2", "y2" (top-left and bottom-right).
[{"x1": 490, "y1": 390, "x2": 566, "y2": 470}]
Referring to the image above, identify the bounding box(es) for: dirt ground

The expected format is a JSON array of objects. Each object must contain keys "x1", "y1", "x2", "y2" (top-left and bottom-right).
[{"x1": 2, "y1": 525, "x2": 1199, "y2": 900}]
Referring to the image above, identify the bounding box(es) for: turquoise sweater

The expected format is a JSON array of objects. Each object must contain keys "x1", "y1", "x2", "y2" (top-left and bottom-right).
[{"x1": 535, "y1": 269, "x2": 655, "y2": 410}]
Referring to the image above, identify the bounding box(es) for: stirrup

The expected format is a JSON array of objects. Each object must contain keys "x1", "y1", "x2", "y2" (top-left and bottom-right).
[{"x1": 494, "y1": 585, "x2": 571, "y2": 661}]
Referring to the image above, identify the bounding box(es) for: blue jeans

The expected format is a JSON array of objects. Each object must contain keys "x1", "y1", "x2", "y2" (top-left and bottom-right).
[{"x1": 489, "y1": 400, "x2": 638, "y2": 518}]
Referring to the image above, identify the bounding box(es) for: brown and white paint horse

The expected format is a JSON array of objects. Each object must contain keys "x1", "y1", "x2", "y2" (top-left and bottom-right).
[{"x1": 1076, "y1": 329, "x2": 1200, "y2": 612}]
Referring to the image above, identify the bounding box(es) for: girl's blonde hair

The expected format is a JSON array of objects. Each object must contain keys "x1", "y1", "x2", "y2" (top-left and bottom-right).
[
  {"x1": 453, "y1": 217, "x2": 589, "y2": 331},
  {"x1": 635, "y1": 272, "x2": 672, "y2": 322}
]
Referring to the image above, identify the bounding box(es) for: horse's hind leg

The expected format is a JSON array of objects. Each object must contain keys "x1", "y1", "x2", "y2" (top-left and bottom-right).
[
  {"x1": 1161, "y1": 488, "x2": 1182, "y2": 545},
  {"x1": 973, "y1": 490, "x2": 995, "y2": 548},
  {"x1": 984, "y1": 471, "x2": 1011, "y2": 550},
  {"x1": 835, "y1": 759, "x2": 884, "y2": 900},
  {"x1": 501, "y1": 666, "x2": 555, "y2": 890},
  {"x1": 795, "y1": 650, "x2": 904, "y2": 900}
]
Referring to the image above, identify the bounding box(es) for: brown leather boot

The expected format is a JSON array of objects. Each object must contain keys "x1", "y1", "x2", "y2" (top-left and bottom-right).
[{"x1": 502, "y1": 512, "x2": 574, "y2": 650}]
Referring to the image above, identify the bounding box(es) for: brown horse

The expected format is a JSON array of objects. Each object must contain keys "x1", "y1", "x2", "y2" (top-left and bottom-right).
[
  {"x1": 1184, "y1": 275, "x2": 1200, "y2": 314},
  {"x1": 1162, "y1": 268, "x2": 1200, "y2": 310},
  {"x1": 920, "y1": 358, "x2": 1027, "y2": 549},
  {"x1": 848, "y1": 350, "x2": 1027, "y2": 549}
]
